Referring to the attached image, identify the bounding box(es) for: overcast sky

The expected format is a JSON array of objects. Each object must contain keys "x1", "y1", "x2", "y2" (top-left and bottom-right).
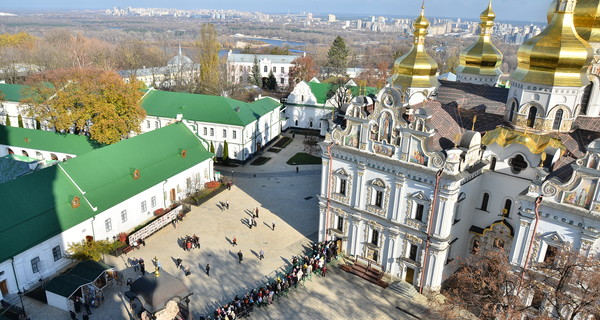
[{"x1": 0, "y1": 0, "x2": 550, "y2": 23}]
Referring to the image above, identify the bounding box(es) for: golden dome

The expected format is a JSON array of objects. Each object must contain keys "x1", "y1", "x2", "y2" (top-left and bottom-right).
[
  {"x1": 549, "y1": 0, "x2": 600, "y2": 44},
  {"x1": 392, "y1": 3, "x2": 439, "y2": 89},
  {"x1": 456, "y1": 0, "x2": 503, "y2": 77},
  {"x1": 511, "y1": 0, "x2": 592, "y2": 87}
]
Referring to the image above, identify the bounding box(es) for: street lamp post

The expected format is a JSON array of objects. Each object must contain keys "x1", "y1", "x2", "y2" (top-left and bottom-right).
[{"x1": 17, "y1": 290, "x2": 27, "y2": 319}]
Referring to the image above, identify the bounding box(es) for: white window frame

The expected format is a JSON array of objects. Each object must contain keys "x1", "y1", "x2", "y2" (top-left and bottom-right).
[
  {"x1": 52, "y1": 246, "x2": 62, "y2": 262},
  {"x1": 151, "y1": 196, "x2": 157, "y2": 208},
  {"x1": 141, "y1": 200, "x2": 147, "y2": 213},
  {"x1": 31, "y1": 256, "x2": 41, "y2": 273},
  {"x1": 121, "y1": 210, "x2": 127, "y2": 223},
  {"x1": 105, "y1": 218, "x2": 112, "y2": 232}
]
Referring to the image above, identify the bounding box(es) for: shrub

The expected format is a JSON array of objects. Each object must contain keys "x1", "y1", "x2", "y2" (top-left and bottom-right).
[
  {"x1": 118, "y1": 232, "x2": 127, "y2": 244},
  {"x1": 204, "y1": 180, "x2": 221, "y2": 189}
]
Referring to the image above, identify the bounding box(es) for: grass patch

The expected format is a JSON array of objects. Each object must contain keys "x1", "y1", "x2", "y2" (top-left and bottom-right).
[
  {"x1": 267, "y1": 147, "x2": 282, "y2": 153},
  {"x1": 273, "y1": 136, "x2": 293, "y2": 149},
  {"x1": 251, "y1": 156, "x2": 271, "y2": 166},
  {"x1": 286, "y1": 152, "x2": 322, "y2": 165}
]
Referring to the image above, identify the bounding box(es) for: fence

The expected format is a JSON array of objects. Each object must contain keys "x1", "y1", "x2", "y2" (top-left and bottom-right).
[{"x1": 128, "y1": 205, "x2": 181, "y2": 245}]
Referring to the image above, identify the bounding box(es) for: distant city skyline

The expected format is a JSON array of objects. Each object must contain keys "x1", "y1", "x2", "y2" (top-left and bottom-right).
[{"x1": 0, "y1": 0, "x2": 551, "y2": 23}]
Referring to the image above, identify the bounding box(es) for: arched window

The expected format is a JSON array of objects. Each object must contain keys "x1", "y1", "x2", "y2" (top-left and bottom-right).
[
  {"x1": 552, "y1": 109, "x2": 564, "y2": 130},
  {"x1": 527, "y1": 106, "x2": 537, "y2": 128},
  {"x1": 22, "y1": 150, "x2": 29, "y2": 157},
  {"x1": 490, "y1": 157, "x2": 497, "y2": 171},
  {"x1": 50, "y1": 153, "x2": 58, "y2": 160},
  {"x1": 263, "y1": 66, "x2": 267, "y2": 73},
  {"x1": 503, "y1": 199, "x2": 512, "y2": 217},
  {"x1": 480, "y1": 193, "x2": 490, "y2": 211},
  {"x1": 7, "y1": 148, "x2": 14, "y2": 155},
  {"x1": 509, "y1": 100, "x2": 517, "y2": 122},
  {"x1": 509, "y1": 154, "x2": 528, "y2": 174}
]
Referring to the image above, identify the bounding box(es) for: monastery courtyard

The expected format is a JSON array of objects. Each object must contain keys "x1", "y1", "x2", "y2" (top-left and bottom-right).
[{"x1": 20, "y1": 135, "x2": 429, "y2": 320}]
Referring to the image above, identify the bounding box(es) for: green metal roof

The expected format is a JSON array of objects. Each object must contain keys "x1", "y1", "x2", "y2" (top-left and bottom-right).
[
  {"x1": 0, "y1": 122, "x2": 213, "y2": 262},
  {"x1": 141, "y1": 89, "x2": 281, "y2": 127},
  {"x1": 0, "y1": 125, "x2": 100, "y2": 155},
  {"x1": 0, "y1": 83, "x2": 28, "y2": 102},
  {"x1": 306, "y1": 82, "x2": 377, "y2": 105},
  {"x1": 45, "y1": 260, "x2": 113, "y2": 297}
]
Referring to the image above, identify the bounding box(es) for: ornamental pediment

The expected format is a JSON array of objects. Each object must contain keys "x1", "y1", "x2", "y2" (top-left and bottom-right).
[
  {"x1": 409, "y1": 191, "x2": 429, "y2": 201},
  {"x1": 540, "y1": 231, "x2": 567, "y2": 245}
]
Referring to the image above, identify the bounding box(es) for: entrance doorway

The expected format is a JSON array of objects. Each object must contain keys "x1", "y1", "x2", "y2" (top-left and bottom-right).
[
  {"x1": 170, "y1": 188, "x2": 176, "y2": 202},
  {"x1": 335, "y1": 238, "x2": 342, "y2": 255},
  {"x1": 0, "y1": 280, "x2": 8, "y2": 296},
  {"x1": 405, "y1": 267, "x2": 415, "y2": 284}
]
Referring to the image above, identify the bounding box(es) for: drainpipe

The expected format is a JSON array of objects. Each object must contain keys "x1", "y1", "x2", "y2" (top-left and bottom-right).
[
  {"x1": 419, "y1": 168, "x2": 444, "y2": 294},
  {"x1": 325, "y1": 142, "x2": 335, "y2": 242},
  {"x1": 521, "y1": 196, "x2": 543, "y2": 284},
  {"x1": 10, "y1": 257, "x2": 21, "y2": 294}
]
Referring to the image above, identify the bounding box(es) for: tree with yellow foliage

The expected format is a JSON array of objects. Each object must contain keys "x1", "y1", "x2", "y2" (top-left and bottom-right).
[{"x1": 22, "y1": 68, "x2": 146, "y2": 145}]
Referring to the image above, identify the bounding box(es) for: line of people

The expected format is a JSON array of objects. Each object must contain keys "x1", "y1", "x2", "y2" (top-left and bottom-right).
[{"x1": 199, "y1": 240, "x2": 339, "y2": 320}]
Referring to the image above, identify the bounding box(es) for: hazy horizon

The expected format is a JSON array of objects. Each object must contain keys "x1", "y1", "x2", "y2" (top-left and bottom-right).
[{"x1": 0, "y1": 0, "x2": 551, "y2": 23}]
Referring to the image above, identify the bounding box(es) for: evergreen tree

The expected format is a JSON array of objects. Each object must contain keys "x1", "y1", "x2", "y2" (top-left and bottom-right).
[
  {"x1": 17, "y1": 114, "x2": 23, "y2": 128},
  {"x1": 326, "y1": 36, "x2": 349, "y2": 77},
  {"x1": 266, "y1": 71, "x2": 278, "y2": 91},
  {"x1": 5, "y1": 115, "x2": 10, "y2": 126},
  {"x1": 209, "y1": 141, "x2": 215, "y2": 161},
  {"x1": 222, "y1": 140, "x2": 229, "y2": 162},
  {"x1": 249, "y1": 57, "x2": 261, "y2": 86},
  {"x1": 197, "y1": 23, "x2": 221, "y2": 95}
]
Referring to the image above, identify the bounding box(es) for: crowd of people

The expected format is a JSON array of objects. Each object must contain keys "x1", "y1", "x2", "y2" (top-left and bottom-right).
[
  {"x1": 180, "y1": 234, "x2": 200, "y2": 251},
  {"x1": 199, "y1": 240, "x2": 339, "y2": 320}
]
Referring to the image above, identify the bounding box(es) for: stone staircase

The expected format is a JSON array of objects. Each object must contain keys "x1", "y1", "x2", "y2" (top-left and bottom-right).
[
  {"x1": 387, "y1": 280, "x2": 418, "y2": 300},
  {"x1": 339, "y1": 258, "x2": 389, "y2": 288}
]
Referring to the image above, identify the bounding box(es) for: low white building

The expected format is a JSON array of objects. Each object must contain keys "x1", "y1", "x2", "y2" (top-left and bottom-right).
[
  {"x1": 284, "y1": 80, "x2": 377, "y2": 135},
  {"x1": 0, "y1": 122, "x2": 214, "y2": 301},
  {"x1": 226, "y1": 51, "x2": 302, "y2": 88},
  {"x1": 0, "y1": 83, "x2": 42, "y2": 130},
  {"x1": 119, "y1": 46, "x2": 200, "y2": 89},
  {"x1": 140, "y1": 88, "x2": 282, "y2": 161}
]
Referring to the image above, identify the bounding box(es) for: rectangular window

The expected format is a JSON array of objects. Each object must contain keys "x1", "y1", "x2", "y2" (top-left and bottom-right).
[
  {"x1": 105, "y1": 218, "x2": 112, "y2": 232},
  {"x1": 155, "y1": 121, "x2": 159, "y2": 129},
  {"x1": 121, "y1": 210, "x2": 127, "y2": 223},
  {"x1": 52, "y1": 246, "x2": 62, "y2": 262},
  {"x1": 544, "y1": 245, "x2": 558, "y2": 264},
  {"x1": 409, "y1": 244, "x2": 418, "y2": 261},
  {"x1": 210, "y1": 128, "x2": 214, "y2": 136},
  {"x1": 339, "y1": 179, "x2": 347, "y2": 195},
  {"x1": 415, "y1": 204, "x2": 424, "y2": 222},
  {"x1": 31, "y1": 257, "x2": 40, "y2": 273},
  {"x1": 151, "y1": 196, "x2": 156, "y2": 208},
  {"x1": 233, "y1": 131, "x2": 237, "y2": 139},
  {"x1": 280, "y1": 78, "x2": 285, "y2": 84},
  {"x1": 272, "y1": 66, "x2": 276, "y2": 72},
  {"x1": 371, "y1": 230, "x2": 379, "y2": 246},
  {"x1": 146, "y1": 120, "x2": 150, "y2": 128},
  {"x1": 223, "y1": 129, "x2": 227, "y2": 138},
  {"x1": 141, "y1": 200, "x2": 147, "y2": 213},
  {"x1": 375, "y1": 190, "x2": 383, "y2": 207},
  {"x1": 281, "y1": 67, "x2": 285, "y2": 73},
  {"x1": 337, "y1": 216, "x2": 344, "y2": 231}
]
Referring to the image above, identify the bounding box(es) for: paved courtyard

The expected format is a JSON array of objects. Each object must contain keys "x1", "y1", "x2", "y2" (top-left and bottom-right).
[{"x1": 20, "y1": 134, "x2": 430, "y2": 320}]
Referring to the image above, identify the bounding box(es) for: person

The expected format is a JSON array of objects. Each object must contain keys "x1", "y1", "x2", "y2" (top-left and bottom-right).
[
  {"x1": 184, "y1": 265, "x2": 191, "y2": 276},
  {"x1": 321, "y1": 265, "x2": 327, "y2": 277},
  {"x1": 84, "y1": 298, "x2": 92, "y2": 315},
  {"x1": 140, "y1": 260, "x2": 146, "y2": 275},
  {"x1": 238, "y1": 250, "x2": 243, "y2": 263},
  {"x1": 176, "y1": 257, "x2": 182, "y2": 268},
  {"x1": 206, "y1": 263, "x2": 210, "y2": 276},
  {"x1": 126, "y1": 278, "x2": 132, "y2": 286},
  {"x1": 227, "y1": 181, "x2": 232, "y2": 190},
  {"x1": 226, "y1": 200, "x2": 230, "y2": 209},
  {"x1": 82, "y1": 314, "x2": 89, "y2": 320},
  {"x1": 296, "y1": 166, "x2": 299, "y2": 174},
  {"x1": 272, "y1": 221, "x2": 276, "y2": 231},
  {"x1": 232, "y1": 236, "x2": 237, "y2": 246},
  {"x1": 74, "y1": 296, "x2": 82, "y2": 313},
  {"x1": 69, "y1": 311, "x2": 77, "y2": 320},
  {"x1": 249, "y1": 218, "x2": 253, "y2": 229},
  {"x1": 259, "y1": 249, "x2": 264, "y2": 260},
  {"x1": 255, "y1": 207, "x2": 259, "y2": 218},
  {"x1": 132, "y1": 257, "x2": 139, "y2": 272}
]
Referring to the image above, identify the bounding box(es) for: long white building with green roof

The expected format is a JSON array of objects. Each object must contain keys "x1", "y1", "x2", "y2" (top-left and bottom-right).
[
  {"x1": 140, "y1": 88, "x2": 282, "y2": 161},
  {"x1": 0, "y1": 83, "x2": 40, "y2": 130},
  {"x1": 0, "y1": 122, "x2": 214, "y2": 301}
]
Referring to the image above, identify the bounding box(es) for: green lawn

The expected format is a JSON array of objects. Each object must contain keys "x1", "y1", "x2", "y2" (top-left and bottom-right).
[
  {"x1": 286, "y1": 152, "x2": 322, "y2": 165},
  {"x1": 273, "y1": 136, "x2": 293, "y2": 149}
]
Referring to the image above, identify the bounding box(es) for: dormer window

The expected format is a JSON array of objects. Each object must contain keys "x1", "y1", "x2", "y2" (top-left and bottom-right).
[
  {"x1": 133, "y1": 169, "x2": 141, "y2": 180},
  {"x1": 181, "y1": 149, "x2": 187, "y2": 158},
  {"x1": 71, "y1": 196, "x2": 80, "y2": 208}
]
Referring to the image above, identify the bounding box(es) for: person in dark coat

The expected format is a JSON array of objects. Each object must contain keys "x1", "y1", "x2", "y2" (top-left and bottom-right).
[
  {"x1": 237, "y1": 250, "x2": 243, "y2": 263},
  {"x1": 74, "y1": 296, "x2": 82, "y2": 313},
  {"x1": 206, "y1": 263, "x2": 210, "y2": 276}
]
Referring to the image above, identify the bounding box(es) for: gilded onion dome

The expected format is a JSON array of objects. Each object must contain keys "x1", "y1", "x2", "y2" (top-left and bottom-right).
[
  {"x1": 391, "y1": 3, "x2": 439, "y2": 89},
  {"x1": 548, "y1": 0, "x2": 600, "y2": 44},
  {"x1": 456, "y1": 0, "x2": 503, "y2": 76},
  {"x1": 511, "y1": 0, "x2": 592, "y2": 87}
]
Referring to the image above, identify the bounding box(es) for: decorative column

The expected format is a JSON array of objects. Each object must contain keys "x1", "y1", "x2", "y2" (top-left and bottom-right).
[
  {"x1": 511, "y1": 216, "x2": 533, "y2": 266},
  {"x1": 392, "y1": 175, "x2": 405, "y2": 221},
  {"x1": 354, "y1": 163, "x2": 365, "y2": 209}
]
